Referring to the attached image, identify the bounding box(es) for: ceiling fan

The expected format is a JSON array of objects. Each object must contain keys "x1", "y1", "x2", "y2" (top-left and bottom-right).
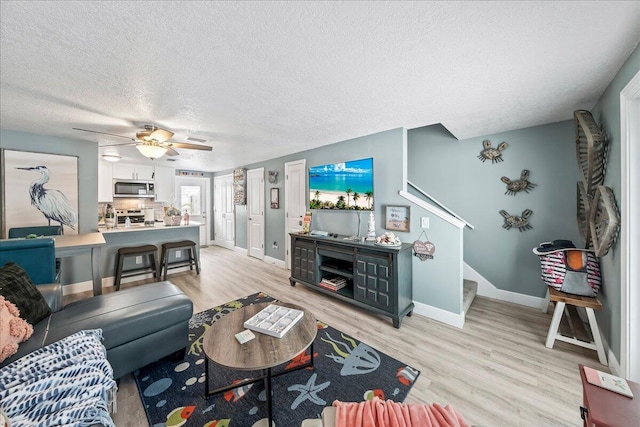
[{"x1": 73, "y1": 125, "x2": 213, "y2": 159}]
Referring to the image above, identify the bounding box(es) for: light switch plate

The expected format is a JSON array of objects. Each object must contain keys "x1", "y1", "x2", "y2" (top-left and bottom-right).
[
  {"x1": 135, "y1": 256, "x2": 142, "y2": 264},
  {"x1": 421, "y1": 217, "x2": 430, "y2": 228},
  {"x1": 175, "y1": 250, "x2": 181, "y2": 258}
]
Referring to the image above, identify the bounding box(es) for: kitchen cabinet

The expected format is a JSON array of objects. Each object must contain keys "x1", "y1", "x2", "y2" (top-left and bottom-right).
[
  {"x1": 289, "y1": 233, "x2": 414, "y2": 328},
  {"x1": 154, "y1": 165, "x2": 175, "y2": 203},
  {"x1": 98, "y1": 160, "x2": 113, "y2": 202},
  {"x1": 112, "y1": 163, "x2": 154, "y2": 180}
]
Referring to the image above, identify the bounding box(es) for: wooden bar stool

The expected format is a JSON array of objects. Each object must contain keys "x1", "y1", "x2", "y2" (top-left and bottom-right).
[
  {"x1": 114, "y1": 244, "x2": 160, "y2": 291},
  {"x1": 160, "y1": 240, "x2": 200, "y2": 280},
  {"x1": 545, "y1": 288, "x2": 607, "y2": 365}
]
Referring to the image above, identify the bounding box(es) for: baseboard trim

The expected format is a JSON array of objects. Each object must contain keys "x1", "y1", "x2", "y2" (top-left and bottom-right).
[
  {"x1": 412, "y1": 301, "x2": 465, "y2": 329},
  {"x1": 464, "y1": 263, "x2": 545, "y2": 309},
  {"x1": 234, "y1": 246, "x2": 248, "y2": 255},
  {"x1": 602, "y1": 334, "x2": 621, "y2": 374},
  {"x1": 264, "y1": 256, "x2": 286, "y2": 269},
  {"x1": 61, "y1": 280, "x2": 95, "y2": 296},
  {"x1": 213, "y1": 241, "x2": 233, "y2": 250}
]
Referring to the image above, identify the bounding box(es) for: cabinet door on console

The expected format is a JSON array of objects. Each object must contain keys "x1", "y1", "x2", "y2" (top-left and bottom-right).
[
  {"x1": 355, "y1": 253, "x2": 393, "y2": 312},
  {"x1": 292, "y1": 239, "x2": 316, "y2": 284}
]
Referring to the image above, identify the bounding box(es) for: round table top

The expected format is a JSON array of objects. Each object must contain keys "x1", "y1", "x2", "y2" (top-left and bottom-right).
[{"x1": 203, "y1": 301, "x2": 317, "y2": 371}]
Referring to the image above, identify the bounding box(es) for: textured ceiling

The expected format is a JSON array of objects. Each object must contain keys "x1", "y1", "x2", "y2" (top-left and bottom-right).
[{"x1": 1, "y1": 1, "x2": 639, "y2": 172}]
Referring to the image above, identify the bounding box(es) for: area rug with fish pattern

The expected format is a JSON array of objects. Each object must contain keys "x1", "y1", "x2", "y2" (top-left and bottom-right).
[{"x1": 134, "y1": 292, "x2": 420, "y2": 427}]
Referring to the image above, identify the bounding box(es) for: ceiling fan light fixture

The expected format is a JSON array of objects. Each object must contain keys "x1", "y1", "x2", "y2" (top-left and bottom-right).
[
  {"x1": 136, "y1": 144, "x2": 167, "y2": 160},
  {"x1": 101, "y1": 154, "x2": 121, "y2": 162}
]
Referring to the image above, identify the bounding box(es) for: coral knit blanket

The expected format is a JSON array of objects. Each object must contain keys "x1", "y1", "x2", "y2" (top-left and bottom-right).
[{"x1": 333, "y1": 398, "x2": 470, "y2": 427}]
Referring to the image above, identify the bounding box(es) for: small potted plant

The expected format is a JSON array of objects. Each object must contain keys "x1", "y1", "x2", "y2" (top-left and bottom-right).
[{"x1": 104, "y1": 204, "x2": 116, "y2": 229}]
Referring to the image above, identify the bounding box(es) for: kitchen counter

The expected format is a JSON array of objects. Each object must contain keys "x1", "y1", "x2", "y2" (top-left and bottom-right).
[
  {"x1": 98, "y1": 223, "x2": 201, "y2": 287},
  {"x1": 99, "y1": 221, "x2": 202, "y2": 234}
]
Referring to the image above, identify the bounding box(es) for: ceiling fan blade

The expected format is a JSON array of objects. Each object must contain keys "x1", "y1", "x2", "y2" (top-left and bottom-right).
[
  {"x1": 167, "y1": 141, "x2": 213, "y2": 151},
  {"x1": 136, "y1": 130, "x2": 153, "y2": 141},
  {"x1": 73, "y1": 128, "x2": 135, "y2": 141},
  {"x1": 99, "y1": 141, "x2": 138, "y2": 147},
  {"x1": 150, "y1": 128, "x2": 174, "y2": 142},
  {"x1": 165, "y1": 147, "x2": 180, "y2": 156}
]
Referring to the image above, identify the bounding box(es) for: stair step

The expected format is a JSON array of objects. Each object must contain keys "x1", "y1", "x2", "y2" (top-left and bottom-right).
[{"x1": 463, "y1": 279, "x2": 478, "y2": 313}]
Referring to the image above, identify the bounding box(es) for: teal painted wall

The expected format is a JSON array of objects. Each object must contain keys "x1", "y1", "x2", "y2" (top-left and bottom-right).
[
  {"x1": 590, "y1": 42, "x2": 640, "y2": 362},
  {"x1": 216, "y1": 128, "x2": 408, "y2": 256},
  {"x1": 408, "y1": 121, "x2": 581, "y2": 299},
  {"x1": 215, "y1": 128, "x2": 467, "y2": 314},
  {"x1": 405, "y1": 192, "x2": 464, "y2": 314},
  {"x1": 0, "y1": 129, "x2": 98, "y2": 285},
  {"x1": 235, "y1": 205, "x2": 247, "y2": 249}
]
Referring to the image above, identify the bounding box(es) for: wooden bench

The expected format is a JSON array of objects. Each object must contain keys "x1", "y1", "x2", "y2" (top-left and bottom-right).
[{"x1": 545, "y1": 288, "x2": 607, "y2": 365}]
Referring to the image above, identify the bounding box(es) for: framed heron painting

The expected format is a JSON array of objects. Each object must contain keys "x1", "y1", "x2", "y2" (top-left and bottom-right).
[{"x1": 1, "y1": 150, "x2": 79, "y2": 238}]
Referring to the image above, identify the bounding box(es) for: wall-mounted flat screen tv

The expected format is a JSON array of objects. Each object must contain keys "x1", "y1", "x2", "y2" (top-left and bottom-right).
[{"x1": 309, "y1": 157, "x2": 374, "y2": 210}]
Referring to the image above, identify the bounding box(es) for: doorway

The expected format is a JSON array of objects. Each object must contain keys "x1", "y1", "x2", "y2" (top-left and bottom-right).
[
  {"x1": 246, "y1": 167, "x2": 265, "y2": 260},
  {"x1": 284, "y1": 159, "x2": 306, "y2": 270},
  {"x1": 620, "y1": 70, "x2": 639, "y2": 381},
  {"x1": 214, "y1": 174, "x2": 235, "y2": 250},
  {"x1": 175, "y1": 176, "x2": 210, "y2": 247}
]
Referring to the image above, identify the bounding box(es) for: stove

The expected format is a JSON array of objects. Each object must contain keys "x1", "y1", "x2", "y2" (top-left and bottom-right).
[{"x1": 116, "y1": 209, "x2": 146, "y2": 224}]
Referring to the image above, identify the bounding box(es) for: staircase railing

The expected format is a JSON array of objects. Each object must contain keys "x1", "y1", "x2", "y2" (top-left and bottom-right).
[{"x1": 401, "y1": 181, "x2": 474, "y2": 229}]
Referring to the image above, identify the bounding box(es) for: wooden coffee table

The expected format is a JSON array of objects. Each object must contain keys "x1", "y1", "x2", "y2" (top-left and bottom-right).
[{"x1": 203, "y1": 301, "x2": 317, "y2": 427}]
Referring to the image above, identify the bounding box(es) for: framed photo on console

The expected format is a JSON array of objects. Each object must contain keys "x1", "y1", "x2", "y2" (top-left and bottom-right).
[{"x1": 384, "y1": 205, "x2": 410, "y2": 232}]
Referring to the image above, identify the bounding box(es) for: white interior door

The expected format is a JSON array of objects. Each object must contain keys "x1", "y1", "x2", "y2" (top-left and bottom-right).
[
  {"x1": 621, "y1": 71, "x2": 640, "y2": 382},
  {"x1": 214, "y1": 174, "x2": 235, "y2": 249},
  {"x1": 285, "y1": 159, "x2": 306, "y2": 269},
  {"x1": 247, "y1": 168, "x2": 265, "y2": 259},
  {"x1": 176, "y1": 176, "x2": 210, "y2": 246}
]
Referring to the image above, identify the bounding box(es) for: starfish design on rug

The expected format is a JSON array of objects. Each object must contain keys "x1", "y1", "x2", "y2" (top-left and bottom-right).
[{"x1": 287, "y1": 373, "x2": 331, "y2": 409}]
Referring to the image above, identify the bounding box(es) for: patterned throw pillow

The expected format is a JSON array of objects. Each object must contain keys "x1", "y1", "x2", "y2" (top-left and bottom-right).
[{"x1": 0, "y1": 262, "x2": 51, "y2": 324}]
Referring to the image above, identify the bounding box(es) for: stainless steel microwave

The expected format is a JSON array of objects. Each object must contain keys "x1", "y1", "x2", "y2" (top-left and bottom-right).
[{"x1": 113, "y1": 180, "x2": 155, "y2": 198}]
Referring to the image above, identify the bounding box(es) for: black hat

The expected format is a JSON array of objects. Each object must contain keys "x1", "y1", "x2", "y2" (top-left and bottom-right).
[{"x1": 532, "y1": 240, "x2": 576, "y2": 255}]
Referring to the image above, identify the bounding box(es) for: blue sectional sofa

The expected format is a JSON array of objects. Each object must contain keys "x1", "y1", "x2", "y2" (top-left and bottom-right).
[{"x1": 0, "y1": 237, "x2": 193, "y2": 379}]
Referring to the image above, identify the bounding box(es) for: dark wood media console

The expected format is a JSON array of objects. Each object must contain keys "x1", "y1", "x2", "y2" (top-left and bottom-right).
[{"x1": 289, "y1": 232, "x2": 414, "y2": 328}]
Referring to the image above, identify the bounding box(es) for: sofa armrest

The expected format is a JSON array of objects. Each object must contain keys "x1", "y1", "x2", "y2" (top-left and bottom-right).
[{"x1": 37, "y1": 282, "x2": 63, "y2": 312}]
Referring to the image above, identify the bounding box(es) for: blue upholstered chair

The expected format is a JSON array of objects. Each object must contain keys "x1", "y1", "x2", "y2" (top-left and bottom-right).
[
  {"x1": 0, "y1": 238, "x2": 62, "y2": 311},
  {"x1": 8, "y1": 226, "x2": 62, "y2": 238},
  {"x1": 0, "y1": 238, "x2": 59, "y2": 284},
  {"x1": 8, "y1": 226, "x2": 63, "y2": 273}
]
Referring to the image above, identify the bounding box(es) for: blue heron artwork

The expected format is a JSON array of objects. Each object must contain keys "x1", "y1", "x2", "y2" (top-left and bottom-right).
[
  {"x1": 3, "y1": 150, "x2": 79, "y2": 236},
  {"x1": 17, "y1": 166, "x2": 78, "y2": 229}
]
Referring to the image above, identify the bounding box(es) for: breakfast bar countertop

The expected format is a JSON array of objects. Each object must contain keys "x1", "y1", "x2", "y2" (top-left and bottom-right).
[{"x1": 99, "y1": 221, "x2": 202, "y2": 234}]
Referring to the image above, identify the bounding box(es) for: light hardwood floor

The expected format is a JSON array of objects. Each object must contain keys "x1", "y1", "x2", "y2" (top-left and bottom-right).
[{"x1": 65, "y1": 245, "x2": 604, "y2": 426}]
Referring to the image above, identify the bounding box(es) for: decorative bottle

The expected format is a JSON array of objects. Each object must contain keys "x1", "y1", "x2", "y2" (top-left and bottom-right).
[
  {"x1": 105, "y1": 204, "x2": 116, "y2": 229},
  {"x1": 366, "y1": 211, "x2": 376, "y2": 241},
  {"x1": 184, "y1": 210, "x2": 190, "y2": 225}
]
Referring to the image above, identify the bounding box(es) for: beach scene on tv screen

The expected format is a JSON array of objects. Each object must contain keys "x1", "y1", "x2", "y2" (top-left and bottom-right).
[{"x1": 309, "y1": 157, "x2": 373, "y2": 210}]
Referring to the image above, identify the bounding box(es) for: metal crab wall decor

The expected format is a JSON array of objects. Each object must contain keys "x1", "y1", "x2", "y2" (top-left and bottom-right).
[
  {"x1": 478, "y1": 140, "x2": 508, "y2": 163},
  {"x1": 501, "y1": 169, "x2": 537, "y2": 196},
  {"x1": 499, "y1": 209, "x2": 533, "y2": 231}
]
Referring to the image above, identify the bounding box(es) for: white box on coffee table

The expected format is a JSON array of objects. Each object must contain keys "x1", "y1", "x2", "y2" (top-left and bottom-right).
[{"x1": 243, "y1": 304, "x2": 304, "y2": 338}]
